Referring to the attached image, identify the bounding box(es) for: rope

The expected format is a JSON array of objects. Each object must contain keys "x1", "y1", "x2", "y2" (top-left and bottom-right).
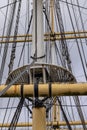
[
  {"x1": 57, "y1": 97, "x2": 72, "y2": 130},
  {"x1": 65, "y1": 1, "x2": 87, "y2": 129},
  {"x1": 43, "y1": 7, "x2": 63, "y2": 65},
  {"x1": 24, "y1": 100, "x2": 32, "y2": 114},
  {"x1": 55, "y1": 0, "x2": 72, "y2": 71},
  {"x1": 0, "y1": 67, "x2": 27, "y2": 96},
  {"x1": 8, "y1": 0, "x2": 22, "y2": 73},
  {"x1": 0, "y1": 0, "x2": 17, "y2": 84},
  {"x1": 70, "y1": 0, "x2": 87, "y2": 71},
  {"x1": 18, "y1": 12, "x2": 33, "y2": 67},
  {"x1": 65, "y1": 0, "x2": 87, "y2": 80},
  {"x1": 73, "y1": 96, "x2": 87, "y2": 130},
  {"x1": 8, "y1": 97, "x2": 24, "y2": 130},
  {"x1": 0, "y1": 0, "x2": 9, "y2": 55}
]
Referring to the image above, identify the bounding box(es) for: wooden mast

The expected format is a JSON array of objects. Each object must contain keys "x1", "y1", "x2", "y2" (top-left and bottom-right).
[{"x1": 32, "y1": 0, "x2": 46, "y2": 130}]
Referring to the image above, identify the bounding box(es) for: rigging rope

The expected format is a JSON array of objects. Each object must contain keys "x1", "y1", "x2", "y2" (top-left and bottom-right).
[
  {"x1": 76, "y1": 0, "x2": 87, "y2": 65},
  {"x1": 0, "y1": 61, "x2": 34, "y2": 97},
  {"x1": 24, "y1": 100, "x2": 32, "y2": 114},
  {"x1": 8, "y1": 98, "x2": 24, "y2": 130},
  {"x1": 60, "y1": 97, "x2": 76, "y2": 129},
  {"x1": 26, "y1": 0, "x2": 30, "y2": 64},
  {"x1": 0, "y1": 0, "x2": 17, "y2": 84},
  {"x1": 70, "y1": 0, "x2": 87, "y2": 71},
  {"x1": 45, "y1": 1, "x2": 51, "y2": 64},
  {"x1": 57, "y1": 97, "x2": 72, "y2": 130},
  {"x1": 59, "y1": 0, "x2": 87, "y2": 10},
  {"x1": 43, "y1": 7, "x2": 64, "y2": 66},
  {"x1": 0, "y1": 2, "x2": 10, "y2": 129},
  {"x1": 5, "y1": 98, "x2": 16, "y2": 130},
  {"x1": 65, "y1": 0, "x2": 87, "y2": 80},
  {"x1": 18, "y1": 12, "x2": 33, "y2": 67},
  {"x1": 0, "y1": 67, "x2": 27, "y2": 96},
  {"x1": 0, "y1": 0, "x2": 9, "y2": 55},
  {"x1": 55, "y1": 0, "x2": 72, "y2": 71},
  {"x1": 43, "y1": 7, "x2": 53, "y2": 64},
  {"x1": 76, "y1": 0, "x2": 87, "y2": 45},
  {"x1": 65, "y1": 1, "x2": 87, "y2": 129},
  {"x1": 55, "y1": 10, "x2": 65, "y2": 65},
  {"x1": 9, "y1": 0, "x2": 22, "y2": 73},
  {"x1": 74, "y1": 96, "x2": 87, "y2": 130},
  {"x1": 1, "y1": 98, "x2": 10, "y2": 130},
  {"x1": 0, "y1": 0, "x2": 19, "y2": 10}
]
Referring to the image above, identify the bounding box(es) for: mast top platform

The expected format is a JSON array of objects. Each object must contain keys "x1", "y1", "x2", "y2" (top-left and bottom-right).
[{"x1": 6, "y1": 63, "x2": 76, "y2": 85}]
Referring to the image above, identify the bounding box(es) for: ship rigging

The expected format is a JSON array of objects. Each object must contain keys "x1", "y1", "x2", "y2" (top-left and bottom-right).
[{"x1": 0, "y1": 0, "x2": 87, "y2": 130}]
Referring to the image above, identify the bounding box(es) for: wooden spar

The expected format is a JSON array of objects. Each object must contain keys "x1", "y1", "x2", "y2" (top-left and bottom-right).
[
  {"x1": 0, "y1": 31, "x2": 87, "y2": 43},
  {"x1": 0, "y1": 83, "x2": 87, "y2": 97},
  {"x1": 1, "y1": 120, "x2": 87, "y2": 127}
]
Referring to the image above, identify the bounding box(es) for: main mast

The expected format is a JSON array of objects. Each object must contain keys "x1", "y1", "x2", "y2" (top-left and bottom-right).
[
  {"x1": 32, "y1": 1, "x2": 46, "y2": 130},
  {"x1": 32, "y1": 0, "x2": 45, "y2": 63}
]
